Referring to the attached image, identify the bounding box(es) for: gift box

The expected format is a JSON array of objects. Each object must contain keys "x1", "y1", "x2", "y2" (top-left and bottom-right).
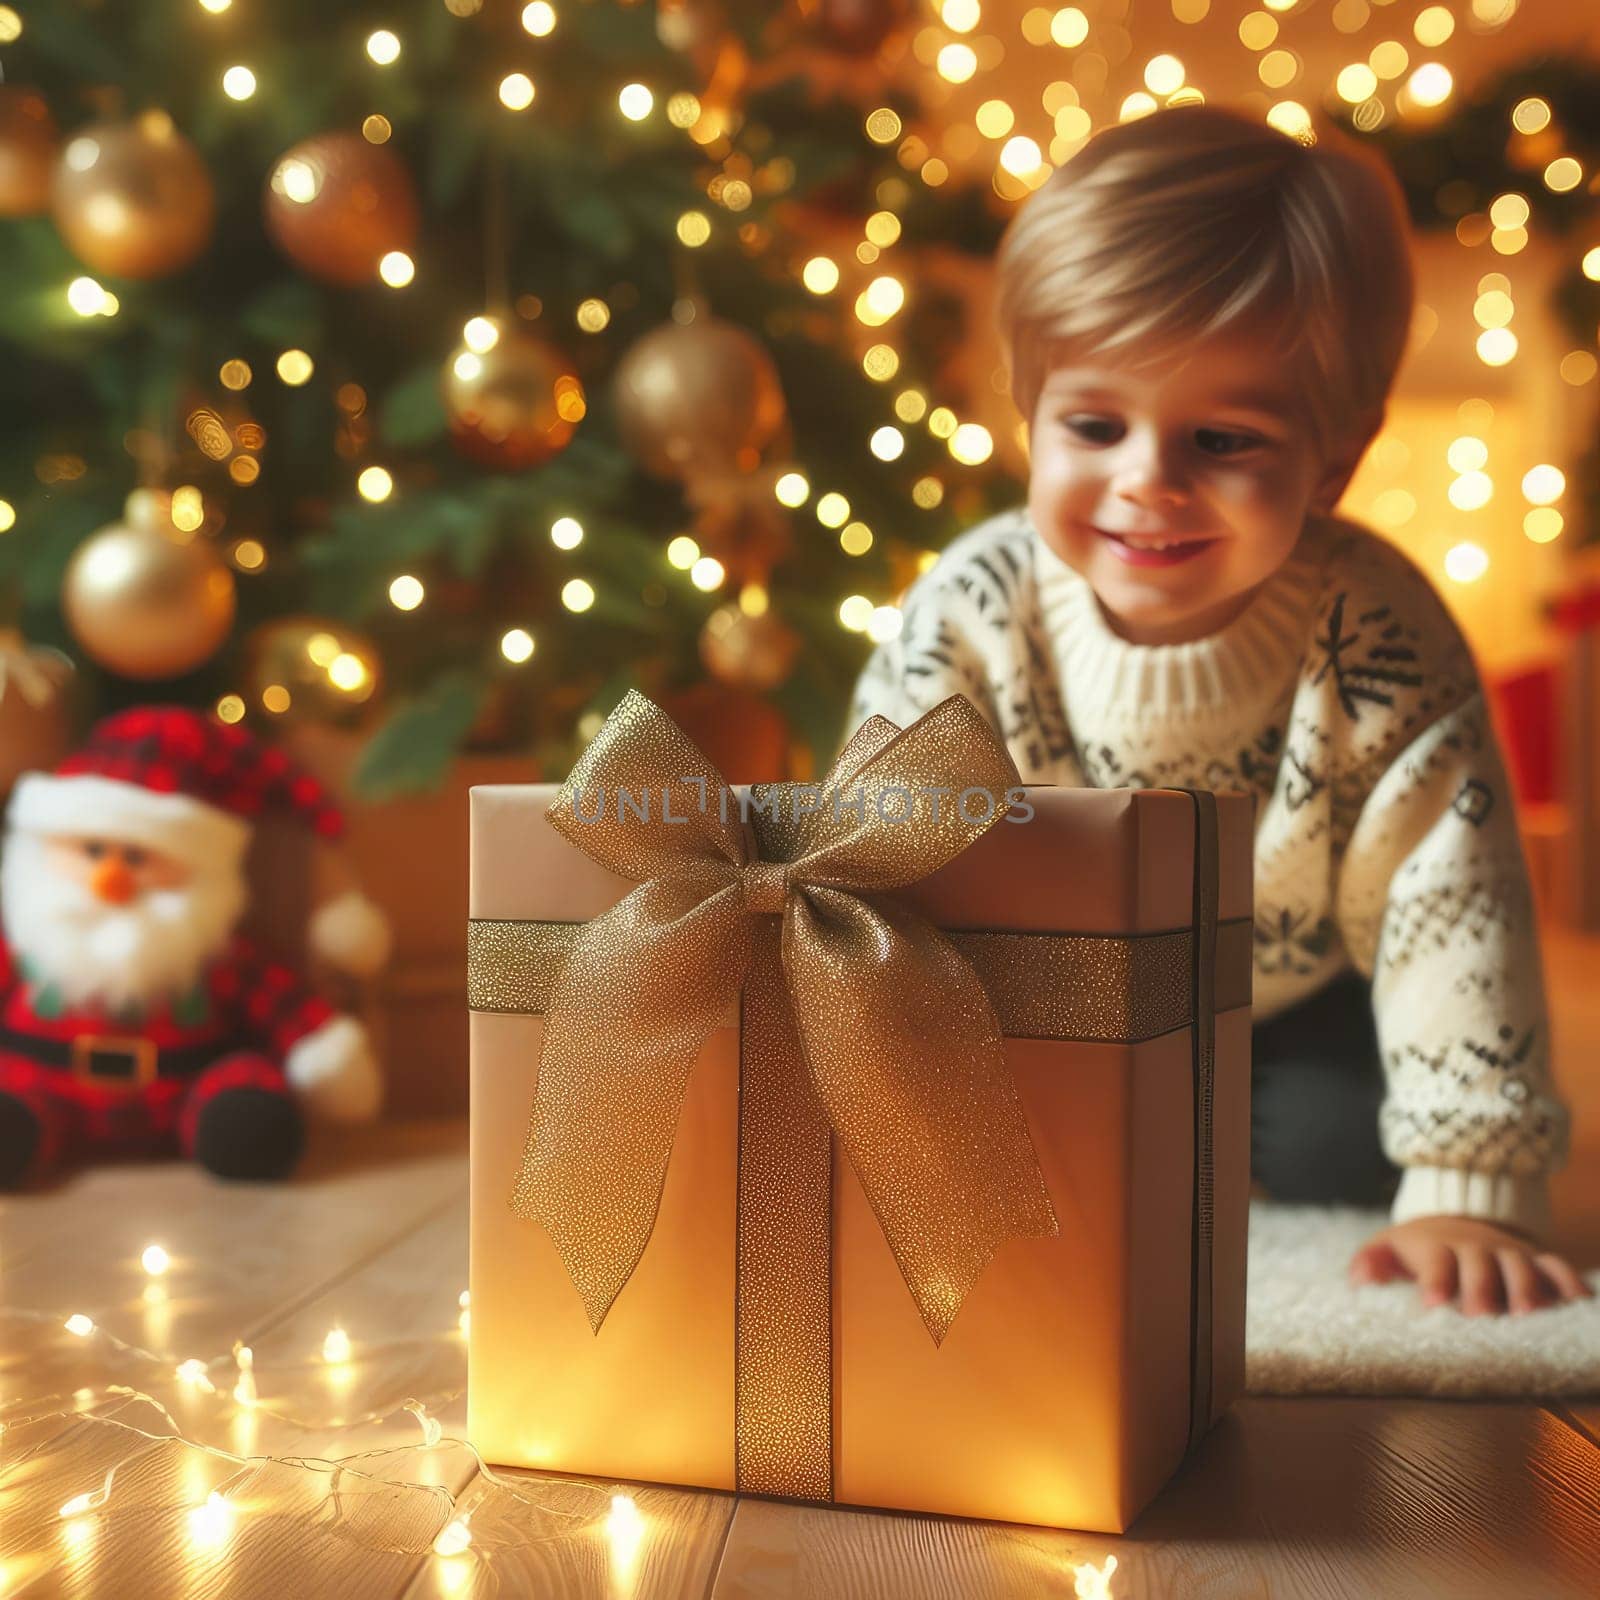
[{"x1": 467, "y1": 690, "x2": 1253, "y2": 1532}]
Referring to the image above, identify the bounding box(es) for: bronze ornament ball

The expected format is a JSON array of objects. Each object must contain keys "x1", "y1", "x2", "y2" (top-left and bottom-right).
[
  {"x1": 51, "y1": 112, "x2": 215, "y2": 279},
  {"x1": 613, "y1": 317, "x2": 787, "y2": 482},
  {"x1": 441, "y1": 327, "x2": 586, "y2": 470},
  {"x1": 0, "y1": 86, "x2": 59, "y2": 217},
  {"x1": 263, "y1": 131, "x2": 419, "y2": 287},
  {"x1": 699, "y1": 603, "x2": 800, "y2": 692},
  {"x1": 63, "y1": 493, "x2": 236, "y2": 679}
]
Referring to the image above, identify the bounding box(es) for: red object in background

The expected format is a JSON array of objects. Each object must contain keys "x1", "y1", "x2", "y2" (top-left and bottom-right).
[
  {"x1": 1487, "y1": 662, "x2": 1561, "y2": 808},
  {"x1": 657, "y1": 681, "x2": 793, "y2": 783}
]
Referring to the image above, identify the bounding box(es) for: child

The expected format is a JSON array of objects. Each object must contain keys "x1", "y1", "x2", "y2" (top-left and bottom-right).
[{"x1": 846, "y1": 105, "x2": 1589, "y2": 1316}]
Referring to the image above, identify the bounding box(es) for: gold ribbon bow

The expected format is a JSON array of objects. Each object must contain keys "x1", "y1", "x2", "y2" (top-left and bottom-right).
[{"x1": 510, "y1": 687, "x2": 1060, "y2": 1350}]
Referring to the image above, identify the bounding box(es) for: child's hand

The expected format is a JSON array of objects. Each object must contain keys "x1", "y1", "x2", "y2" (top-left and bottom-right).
[{"x1": 1347, "y1": 1215, "x2": 1594, "y2": 1315}]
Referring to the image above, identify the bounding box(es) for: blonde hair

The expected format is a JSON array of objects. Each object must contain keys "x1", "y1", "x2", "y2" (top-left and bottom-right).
[{"x1": 994, "y1": 105, "x2": 1415, "y2": 449}]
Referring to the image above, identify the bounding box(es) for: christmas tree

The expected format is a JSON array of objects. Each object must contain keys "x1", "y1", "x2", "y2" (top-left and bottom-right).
[{"x1": 0, "y1": 0, "x2": 1017, "y2": 795}]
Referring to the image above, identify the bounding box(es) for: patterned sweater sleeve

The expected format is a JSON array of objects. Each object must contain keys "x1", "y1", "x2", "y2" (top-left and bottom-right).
[
  {"x1": 1332, "y1": 610, "x2": 1569, "y2": 1234},
  {"x1": 841, "y1": 572, "x2": 1001, "y2": 750}
]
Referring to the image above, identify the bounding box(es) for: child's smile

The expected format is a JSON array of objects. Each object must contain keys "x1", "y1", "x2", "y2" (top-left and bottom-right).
[{"x1": 1027, "y1": 333, "x2": 1366, "y2": 646}]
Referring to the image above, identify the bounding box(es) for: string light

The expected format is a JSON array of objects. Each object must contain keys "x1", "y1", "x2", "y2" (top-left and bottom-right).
[
  {"x1": 1406, "y1": 62, "x2": 1453, "y2": 108},
  {"x1": 233, "y1": 1345, "x2": 257, "y2": 1407},
  {"x1": 618, "y1": 84, "x2": 653, "y2": 121},
  {"x1": 666, "y1": 535, "x2": 700, "y2": 567},
  {"x1": 65, "y1": 1313, "x2": 95, "y2": 1337},
  {"x1": 366, "y1": 30, "x2": 401, "y2": 65},
  {"x1": 177, "y1": 1358, "x2": 217, "y2": 1392},
  {"x1": 1412, "y1": 4, "x2": 1454, "y2": 45},
  {"x1": 551, "y1": 516, "x2": 583, "y2": 549},
  {"x1": 936, "y1": 43, "x2": 977, "y2": 83},
  {"x1": 948, "y1": 423, "x2": 994, "y2": 465},
  {"x1": 0, "y1": 498, "x2": 13, "y2": 532},
  {"x1": 389, "y1": 575, "x2": 424, "y2": 610},
  {"x1": 379, "y1": 251, "x2": 415, "y2": 286},
  {"x1": 802, "y1": 257, "x2": 839, "y2": 294},
  {"x1": 1511, "y1": 97, "x2": 1551, "y2": 134},
  {"x1": 358, "y1": 467, "x2": 394, "y2": 502},
  {"x1": 562, "y1": 577, "x2": 596, "y2": 610},
  {"x1": 870, "y1": 426, "x2": 905, "y2": 461},
  {"x1": 1448, "y1": 471, "x2": 1492, "y2": 511},
  {"x1": 1444, "y1": 542, "x2": 1489, "y2": 583},
  {"x1": 1521, "y1": 465, "x2": 1565, "y2": 505},
  {"x1": 216, "y1": 695, "x2": 246, "y2": 724},
  {"x1": 322, "y1": 1327, "x2": 352, "y2": 1364},
  {"x1": 1074, "y1": 1555, "x2": 1119, "y2": 1598},
  {"x1": 838, "y1": 595, "x2": 874, "y2": 631},
  {"x1": 774, "y1": 472, "x2": 809, "y2": 507},
  {"x1": 1524, "y1": 508, "x2": 1563, "y2": 543},
  {"x1": 222, "y1": 66, "x2": 256, "y2": 100},
  {"x1": 499, "y1": 73, "x2": 535, "y2": 110},
  {"x1": 1051, "y1": 8, "x2": 1090, "y2": 47},
  {"x1": 688, "y1": 559, "x2": 724, "y2": 592},
  {"x1": 1143, "y1": 55, "x2": 1184, "y2": 95},
  {"x1": 433, "y1": 1516, "x2": 473, "y2": 1557},
  {"x1": 276, "y1": 349, "x2": 314, "y2": 384},
  {"x1": 816, "y1": 492, "x2": 850, "y2": 528},
  {"x1": 142, "y1": 1244, "x2": 170, "y2": 1277},
  {"x1": 67, "y1": 276, "x2": 115, "y2": 317},
  {"x1": 521, "y1": 1, "x2": 555, "y2": 34},
  {"x1": 1476, "y1": 327, "x2": 1517, "y2": 366},
  {"x1": 867, "y1": 606, "x2": 903, "y2": 644},
  {"x1": 1447, "y1": 436, "x2": 1488, "y2": 473},
  {"x1": 500, "y1": 628, "x2": 535, "y2": 663}
]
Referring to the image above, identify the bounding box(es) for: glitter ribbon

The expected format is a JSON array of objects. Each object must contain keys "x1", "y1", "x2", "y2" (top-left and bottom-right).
[{"x1": 509, "y1": 689, "x2": 1058, "y2": 1355}]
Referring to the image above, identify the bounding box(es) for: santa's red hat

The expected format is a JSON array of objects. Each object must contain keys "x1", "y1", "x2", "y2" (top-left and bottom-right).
[{"x1": 7, "y1": 706, "x2": 391, "y2": 976}]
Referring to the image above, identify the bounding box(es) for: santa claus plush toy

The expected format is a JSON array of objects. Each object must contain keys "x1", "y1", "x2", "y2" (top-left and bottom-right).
[{"x1": 0, "y1": 706, "x2": 391, "y2": 1187}]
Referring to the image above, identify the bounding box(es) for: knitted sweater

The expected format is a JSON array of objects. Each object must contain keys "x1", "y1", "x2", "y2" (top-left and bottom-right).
[{"x1": 845, "y1": 506, "x2": 1569, "y2": 1233}]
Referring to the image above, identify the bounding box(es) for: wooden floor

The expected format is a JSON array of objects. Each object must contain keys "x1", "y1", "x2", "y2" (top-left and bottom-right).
[{"x1": 3, "y1": 928, "x2": 1599, "y2": 1599}]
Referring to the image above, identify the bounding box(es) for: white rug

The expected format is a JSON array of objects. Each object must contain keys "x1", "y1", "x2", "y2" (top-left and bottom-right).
[{"x1": 1245, "y1": 1202, "x2": 1600, "y2": 1398}]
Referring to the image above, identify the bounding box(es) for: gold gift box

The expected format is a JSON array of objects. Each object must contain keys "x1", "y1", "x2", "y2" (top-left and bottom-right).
[{"x1": 467, "y1": 702, "x2": 1251, "y2": 1533}]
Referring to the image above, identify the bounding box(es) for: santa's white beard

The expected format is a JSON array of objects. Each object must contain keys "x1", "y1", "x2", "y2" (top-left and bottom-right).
[{"x1": 1, "y1": 831, "x2": 247, "y2": 1013}]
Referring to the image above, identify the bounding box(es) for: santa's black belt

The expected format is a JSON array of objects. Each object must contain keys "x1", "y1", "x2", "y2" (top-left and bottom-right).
[{"x1": 0, "y1": 1025, "x2": 241, "y2": 1086}]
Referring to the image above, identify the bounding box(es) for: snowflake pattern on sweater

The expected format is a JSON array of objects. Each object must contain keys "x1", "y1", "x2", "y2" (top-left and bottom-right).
[{"x1": 844, "y1": 507, "x2": 1569, "y2": 1231}]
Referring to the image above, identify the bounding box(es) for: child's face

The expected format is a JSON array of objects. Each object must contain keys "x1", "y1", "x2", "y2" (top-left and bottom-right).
[{"x1": 1027, "y1": 335, "x2": 1354, "y2": 646}]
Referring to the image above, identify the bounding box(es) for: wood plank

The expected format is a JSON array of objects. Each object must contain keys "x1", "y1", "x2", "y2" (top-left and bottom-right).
[
  {"x1": 706, "y1": 1397, "x2": 1600, "y2": 1600},
  {"x1": 0, "y1": 1413, "x2": 453, "y2": 1600},
  {"x1": 398, "y1": 1468, "x2": 736, "y2": 1600},
  {"x1": 0, "y1": 1120, "x2": 468, "y2": 1360}
]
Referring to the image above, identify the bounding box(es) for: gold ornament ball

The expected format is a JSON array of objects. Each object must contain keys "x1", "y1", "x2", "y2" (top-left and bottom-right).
[
  {"x1": 699, "y1": 604, "x2": 800, "y2": 691},
  {"x1": 613, "y1": 317, "x2": 787, "y2": 482},
  {"x1": 0, "y1": 86, "x2": 59, "y2": 217},
  {"x1": 0, "y1": 631, "x2": 75, "y2": 793},
  {"x1": 245, "y1": 616, "x2": 382, "y2": 726},
  {"x1": 442, "y1": 329, "x2": 586, "y2": 470},
  {"x1": 264, "y1": 132, "x2": 420, "y2": 287},
  {"x1": 52, "y1": 111, "x2": 215, "y2": 279},
  {"x1": 64, "y1": 500, "x2": 236, "y2": 679}
]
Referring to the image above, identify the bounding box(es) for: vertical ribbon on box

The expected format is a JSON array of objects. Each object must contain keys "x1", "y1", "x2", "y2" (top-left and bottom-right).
[{"x1": 507, "y1": 689, "x2": 1061, "y2": 1499}]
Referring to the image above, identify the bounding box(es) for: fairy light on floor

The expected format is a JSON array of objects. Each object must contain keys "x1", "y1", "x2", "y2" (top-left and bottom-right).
[
  {"x1": 433, "y1": 1513, "x2": 474, "y2": 1556},
  {"x1": 322, "y1": 1327, "x2": 352, "y2": 1365},
  {"x1": 1074, "y1": 1554, "x2": 1119, "y2": 1597},
  {"x1": 233, "y1": 1345, "x2": 257, "y2": 1408}
]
